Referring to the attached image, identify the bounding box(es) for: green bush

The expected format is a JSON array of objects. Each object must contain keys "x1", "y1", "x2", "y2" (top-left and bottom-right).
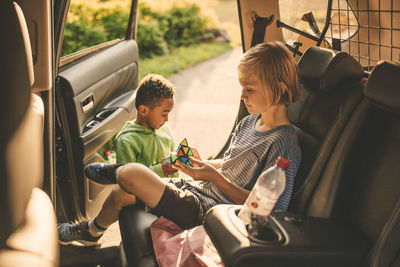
[
  {"x1": 136, "y1": 3, "x2": 208, "y2": 57},
  {"x1": 94, "y1": 8, "x2": 130, "y2": 40},
  {"x1": 62, "y1": 19, "x2": 108, "y2": 56},
  {"x1": 160, "y1": 5, "x2": 207, "y2": 48},
  {"x1": 137, "y1": 19, "x2": 169, "y2": 58},
  {"x1": 62, "y1": 2, "x2": 212, "y2": 58}
]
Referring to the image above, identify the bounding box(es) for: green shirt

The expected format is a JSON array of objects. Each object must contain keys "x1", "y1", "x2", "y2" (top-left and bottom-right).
[{"x1": 113, "y1": 121, "x2": 178, "y2": 178}]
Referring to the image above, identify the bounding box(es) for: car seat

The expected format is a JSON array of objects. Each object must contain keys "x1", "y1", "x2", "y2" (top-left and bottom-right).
[
  {"x1": 306, "y1": 60, "x2": 400, "y2": 266},
  {"x1": 287, "y1": 46, "x2": 365, "y2": 213},
  {"x1": 0, "y1": 1, "x2": 58, "y2": 266}
]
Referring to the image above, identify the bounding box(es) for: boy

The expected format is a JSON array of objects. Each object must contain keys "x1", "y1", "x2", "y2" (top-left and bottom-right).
[
  {"x1": 58, "y1": 74, "x2": 178, "y2": 245},
  {"x1": 84, "y1": 42, "x2": 302, "y2": 230}
]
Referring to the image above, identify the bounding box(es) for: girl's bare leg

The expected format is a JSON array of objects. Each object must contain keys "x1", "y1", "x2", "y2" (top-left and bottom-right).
[
  {"x1": 94, "y1": 185, "x2": 136, "y2": 228},
  {"x1": 117, "y1": 163, "x2": 167, "y2": 209}
]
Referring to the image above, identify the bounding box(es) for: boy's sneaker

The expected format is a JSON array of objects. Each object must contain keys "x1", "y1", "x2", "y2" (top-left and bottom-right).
[
  {"x1": 58, "y1": 221, "x2": 102, "y2": 246},
  {"x1": 84, "y1": 163, "x2": 123, "y2": 185}
]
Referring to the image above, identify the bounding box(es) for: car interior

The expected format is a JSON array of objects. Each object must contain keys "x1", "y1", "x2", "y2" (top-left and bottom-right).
[{"x1": 1, "y1": 0, "x2": 399, "y2": 266}]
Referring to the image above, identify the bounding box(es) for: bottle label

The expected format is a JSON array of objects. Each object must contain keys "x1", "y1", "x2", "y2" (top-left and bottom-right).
[{"x1": 244, "y1": 187, "x2": 277, "y2": 218}]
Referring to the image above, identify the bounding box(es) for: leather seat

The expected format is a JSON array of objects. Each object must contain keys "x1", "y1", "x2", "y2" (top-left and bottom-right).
[
  {"x1": 119, "y1": 205, "x2": 158, "y2": 267},
  {"x1": 287, "y1": 46, "x2": 365, "y2": 213},
  {"x1": 306, "y1": 60, "x2": 400, "y2": 266},
  {"x1": 0, "y1": 2, "x2": 58, "y2": 266}
]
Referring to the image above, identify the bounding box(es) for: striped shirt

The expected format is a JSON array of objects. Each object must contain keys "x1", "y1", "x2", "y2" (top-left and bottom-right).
[{"x1": 178, "y1": 114, "x2": 301, "y2": 219}]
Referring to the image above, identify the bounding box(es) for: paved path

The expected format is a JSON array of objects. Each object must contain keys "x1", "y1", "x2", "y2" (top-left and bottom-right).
[
  {"x1": 168, "y1": 46, "x2": 243, "y2": 159},
  {"x1": 99, "y1": 45, "x2": 244, "y2": 244}
]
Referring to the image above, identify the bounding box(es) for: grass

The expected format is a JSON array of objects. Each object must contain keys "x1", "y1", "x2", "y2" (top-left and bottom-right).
[{"x1": 139, "y1": 42, "x2": 232, "y2": 79}]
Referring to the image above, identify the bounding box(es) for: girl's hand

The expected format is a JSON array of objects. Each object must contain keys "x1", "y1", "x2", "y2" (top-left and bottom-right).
[
  {"x1": 174, "y1": 157, "x2": 220, "y2": 182},
  {"x1": 190, "y1": 147, "x2": 201, "y2": 166},
  {"x1": 176, "y1": 157, "x2": 250, "y2": 205}
]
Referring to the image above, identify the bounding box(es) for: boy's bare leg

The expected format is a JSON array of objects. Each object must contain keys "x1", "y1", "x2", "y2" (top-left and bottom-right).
[
  {"x1": 94, "y1": 185, "x2": 136, "y2": 229},
  {"x1": 58, "y1": 164, "x2": 160, "y2": 244},
  {"x1": 117, "y1": 163, "x2": 167, "y2": 209}
]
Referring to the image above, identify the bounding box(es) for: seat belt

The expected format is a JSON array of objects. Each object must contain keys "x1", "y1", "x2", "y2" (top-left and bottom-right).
[{"x1": 250, "y1": 14, "x2": 274, "y2": 47}]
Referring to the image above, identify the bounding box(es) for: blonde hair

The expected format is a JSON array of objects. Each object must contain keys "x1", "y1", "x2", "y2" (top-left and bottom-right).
[{"x1": 237, "y1": 41, "x2": 302, "y2": 105}]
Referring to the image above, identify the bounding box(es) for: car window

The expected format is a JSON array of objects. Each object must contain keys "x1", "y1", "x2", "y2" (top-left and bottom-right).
[
  {"x1": 279, "y1": 0, "x2": 357, "y2": 44},
  {"x1": 61, "y1": 0, "x2": 131, "y2": 57}
]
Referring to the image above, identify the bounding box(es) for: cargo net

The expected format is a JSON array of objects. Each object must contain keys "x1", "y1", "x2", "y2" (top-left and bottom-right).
[
  {"x1": 278, "y1": 0, "x2": 400, "y2": 70},
  {"x1": 326, "y1": 0, "x2": 400, "y2": 70}
]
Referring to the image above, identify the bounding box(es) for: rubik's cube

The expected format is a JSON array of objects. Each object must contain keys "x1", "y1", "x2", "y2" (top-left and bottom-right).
[{"x1": 165, "y1": 138, "x2": 194, "y2": 167}]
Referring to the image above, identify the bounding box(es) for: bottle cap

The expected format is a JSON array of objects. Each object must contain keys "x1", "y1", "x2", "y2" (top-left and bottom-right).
[
  {"x1": 276, "y1": 157, "x2": 290, "y2": 170},
  {"x1": 104, "y1": 149, "x2": 111, "y2": 157}
]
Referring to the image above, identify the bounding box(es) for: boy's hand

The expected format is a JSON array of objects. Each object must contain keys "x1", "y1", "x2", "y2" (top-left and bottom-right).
[{"x1": 162, "y1": 162, "x2": 178, "y2": 176}]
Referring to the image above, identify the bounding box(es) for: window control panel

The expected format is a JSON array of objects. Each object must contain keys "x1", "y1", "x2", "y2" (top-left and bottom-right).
[{"x1": 83, "y1": 107, "x2": 118, "y2": 133}]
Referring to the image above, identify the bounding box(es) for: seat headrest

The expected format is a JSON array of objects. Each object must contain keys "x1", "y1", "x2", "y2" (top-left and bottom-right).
[
  {"x1": 365, "y1": 61, "x2": 400, "y2": 112},
  {"x1": 298, "y1": 46, "x2": 365, "y2": 92},
  {"x1": 0, "y1": 1, "x2": 33, "y2": 145}
]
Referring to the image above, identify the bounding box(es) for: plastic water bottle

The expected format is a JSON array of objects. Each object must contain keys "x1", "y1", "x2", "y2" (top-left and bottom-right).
[{"x1": 238, "y1": 157, "x2": 290, "y2": 225}]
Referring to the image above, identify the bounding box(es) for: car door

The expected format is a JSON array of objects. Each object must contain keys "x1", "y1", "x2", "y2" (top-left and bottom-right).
[{"x1": 55, "y1": 0, "x2": 139, "y2": 222}]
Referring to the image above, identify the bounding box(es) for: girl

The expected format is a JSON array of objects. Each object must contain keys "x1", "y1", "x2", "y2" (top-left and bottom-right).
[{"x1": 85, "y1": 41, "x2": 302, "y2": 230}]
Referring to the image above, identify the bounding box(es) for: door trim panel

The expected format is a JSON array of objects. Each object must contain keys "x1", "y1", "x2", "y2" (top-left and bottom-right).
[{"x1": 56, "y1": 39, "x2": 138, "y2": 220}]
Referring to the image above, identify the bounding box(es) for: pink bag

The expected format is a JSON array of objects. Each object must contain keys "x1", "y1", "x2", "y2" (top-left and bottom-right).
[{"x1": 151, "y1": 216, "x2": 224, "y2": 267}]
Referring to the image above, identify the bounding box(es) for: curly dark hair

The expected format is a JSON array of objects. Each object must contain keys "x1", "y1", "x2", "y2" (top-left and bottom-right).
[{"x1": 135, "y1": 74, "x2": 175, "y2": 109}]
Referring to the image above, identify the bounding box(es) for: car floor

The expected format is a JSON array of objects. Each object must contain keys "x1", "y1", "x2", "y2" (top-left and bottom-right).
[{"x1": 59, "y1": 222, "x2": 124, "y2": 267}]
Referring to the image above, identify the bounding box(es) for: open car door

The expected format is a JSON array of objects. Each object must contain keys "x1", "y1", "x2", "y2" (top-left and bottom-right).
[{"x1": 55, "y1": 0, "x2": 139, "y2": 223}]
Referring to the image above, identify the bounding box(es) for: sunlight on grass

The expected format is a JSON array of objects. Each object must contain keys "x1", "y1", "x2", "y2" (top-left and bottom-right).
[{"x1": 139, "y1": 42, "x2": 232, "y2": 79}]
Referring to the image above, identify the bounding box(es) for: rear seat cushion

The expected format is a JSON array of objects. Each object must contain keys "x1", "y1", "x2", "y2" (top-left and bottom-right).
[{"x1": 0, "y1": 188, "x2": 59, "y2": 267}]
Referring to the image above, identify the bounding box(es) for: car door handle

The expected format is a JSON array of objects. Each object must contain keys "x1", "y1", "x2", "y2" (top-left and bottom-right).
[{"x1": 81, "y1": 94, "x2": 94, "y2": 113}]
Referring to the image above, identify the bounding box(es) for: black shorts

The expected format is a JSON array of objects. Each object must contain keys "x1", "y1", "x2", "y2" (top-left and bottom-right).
[{"x1": 150, "y1": 178, "x2": 203, "y2": 229}]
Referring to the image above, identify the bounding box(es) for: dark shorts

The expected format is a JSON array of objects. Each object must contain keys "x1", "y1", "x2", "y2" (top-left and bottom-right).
[{"x1": 150, "y1": 178, "x2": 203, "y2": 230}]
